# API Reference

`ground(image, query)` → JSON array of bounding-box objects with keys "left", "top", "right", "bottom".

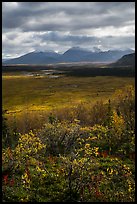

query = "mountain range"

[{"left": 3, "top": 47, "right": 134, "bottom": 65}]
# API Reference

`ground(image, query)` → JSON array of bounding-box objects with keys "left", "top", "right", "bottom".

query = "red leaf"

[
  {"left": 3, "top": 174, "right": 8, "bottom": 185},
  {"left": 10, "top": 178, "right": 15, "bottom": 187}
]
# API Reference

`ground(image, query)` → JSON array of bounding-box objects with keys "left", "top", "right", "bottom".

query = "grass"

[
  {"left": 2, "top": 69, "right": 134, "bottom": 133},
  {"left": 2, "top": 71, "right": 135, "bottom": 114},
  {"left": 2, "top": 67, "right": 135, "bottom": 202}
]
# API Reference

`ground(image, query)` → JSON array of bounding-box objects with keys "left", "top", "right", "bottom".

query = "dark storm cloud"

[
  {"left": 37, "top": 32, "right": 135, "bottom": 50},
  {"left": 3, "top": 2, "right": 134, "bottom": 31},
  {"left": 2, "top": 2, "right": 135, "bottom": 58},
  {"left": 39, "top": 32, "right": 97, "bottom": 43}
]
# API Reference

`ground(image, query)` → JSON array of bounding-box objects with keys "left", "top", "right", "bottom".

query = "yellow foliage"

[
  {"left": 14, "top": 130, "right": 46, "bottom": 166},
  {"left": 111, "top": 110, "right": 125, "bottom": 135}
]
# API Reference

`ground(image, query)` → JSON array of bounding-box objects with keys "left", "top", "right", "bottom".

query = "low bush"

[{"left": 2, "top": 85, "right": 135, "bottom": 202}]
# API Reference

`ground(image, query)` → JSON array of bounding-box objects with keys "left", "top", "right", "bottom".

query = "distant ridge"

[
  {"left": 3, "top": 47, "right": 134, "bottom": 65},
  {"left": 2, "top": 51, "right": 61, "bottom": 65}
]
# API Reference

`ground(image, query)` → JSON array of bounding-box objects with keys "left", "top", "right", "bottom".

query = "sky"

[{"left": 2, "top": 2, "right": 135, "bottom": 59}]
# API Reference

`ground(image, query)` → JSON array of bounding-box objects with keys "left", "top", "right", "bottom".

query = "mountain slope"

[
  {"left": 112, "top": 53, "right": 135, "bottom": 67},
  {"left": 3, "top": 51, "right": 61, "bottom": 64},
  {"left": 3, "top": 48, "right": 134, "bottom": 65},
  {"left": 61, "top": 47, "right": 92, "bottom": 62},
  {"left": 84, "top": 49, "right": 134, "bottom": 62}
]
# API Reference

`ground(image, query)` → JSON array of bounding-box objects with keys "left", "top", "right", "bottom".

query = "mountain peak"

[
  {"left": 69, "top": 46, "right": 91, "bottom": 52},
  {"left": 93, "top": 47, "right": 101, "bottom": 53},
  {"left": 3, "top": 48, "right": 134, "bottom": 65},
  {"left": 33, "top": 50, "right": 56, "bottom": 53}
]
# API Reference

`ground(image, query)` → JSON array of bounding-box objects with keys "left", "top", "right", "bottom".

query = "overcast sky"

[{"left": 2, "top": 2, "right": 135, "bottom": 58}]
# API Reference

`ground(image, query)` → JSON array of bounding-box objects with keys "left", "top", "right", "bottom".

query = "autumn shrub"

[
  {"left": 36, "top": 120, "right": 90, "bottom": 156},
  {"left": 84, "top": 109, "right": 134, "bottom": 159},
  {"left": 54, "top": 100, "right": 109, "bottom": 126},
  {"left": 113, "top": 85, "right": 135, "bottom": 130},
  {"left": 2, "top": 130, "right": 46, "bottom": 202},
  {"left": 112, "top": 85, "right": 135, "bottom": 157},
  {"left": 7, "top": 110, "right": 50, "bottom": 134},
  {"left": 89, "top": 100, "right": 109, "bottom": 126},
  {"left": 2, "top": 110, "right": 19, "bottom": 149},
  {"left": 2, "top": 125, "right": 135, "bottom": 202},
  {"left": 55, "top": 145, "right": 135, "bottom": 202},
  {"left": 2, "top": 110, "right": 10, "bottom": 148},
  {"left": 73, "top": 102, "right": 90, "bottom": 125},
  {"left": 53, "top": 106, "right": 77, "bottom": 122},
  {"left": 2, "top": 85, "right": 135, "bottom": 202}
]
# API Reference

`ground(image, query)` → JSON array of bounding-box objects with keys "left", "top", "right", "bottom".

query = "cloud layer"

[{"left": 2, "top": 2, "right": 135, "bottom": 58}]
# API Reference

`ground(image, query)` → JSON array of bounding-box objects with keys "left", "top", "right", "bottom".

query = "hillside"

[{"left": 113, "top": 53, "right": 135, "bottom": 67}]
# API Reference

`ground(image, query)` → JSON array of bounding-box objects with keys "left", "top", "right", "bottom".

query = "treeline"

[
  {"left": 64, "top": 67, "right": 135, "bottom": 77},
  {"left": 2, "top": 64, "right": 135, "bottom": 78},
  {"left": 2, "top": 65, "right": 52, "bottom": 72}
]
